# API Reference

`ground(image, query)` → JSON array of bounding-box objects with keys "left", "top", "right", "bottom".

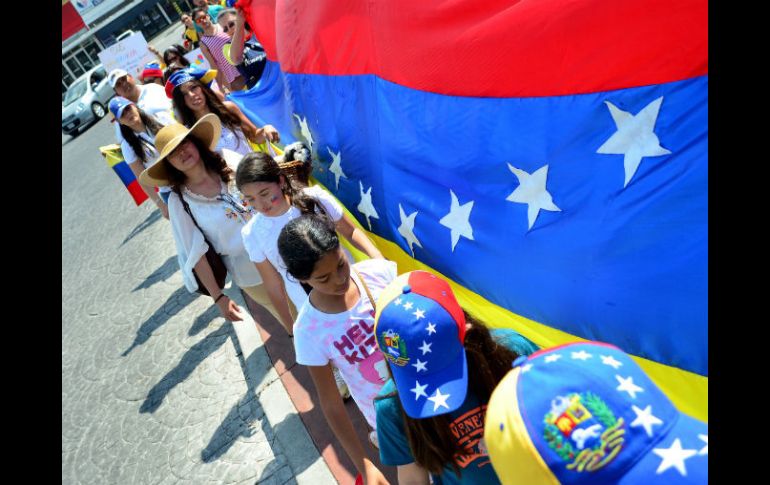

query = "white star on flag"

[
  {"left": 520, "top": 363, "right": 533, "bottom": 373},
  {"left": 413, "top": 309, "right": 425, "bottom": 319},
  {"left": 327, "top": 147, "right": 347, "bottom": 190},
  {"left": 506, "top": 164, "right": 561, "bottom": 230},
  {"left": 419, "top": 341, "right": 432, "bottom": 355},
  {"left": 403, "top": 301, "right": 414, "bottom": 311},
  {"left": 439, "top": 190, "right": 474, "bottom": 252},
  {"left": 652, "top": 438, "right": 697, "bottom": 476},
  {"left": 630, "top": 404, "right": 663, "bottom": 437},
  {"left": 427, "top": 388, "right": 451, "bottom": 411},
  {"left": 412, "top": 359, "right": 427, "bottom": 372},
  {"left": 411, "top": 380, "right": 428, "bottom": 400},
  {"left": 601, "top": 355, "right": 623, "bottom": 369},
  {"left": 698, "top": 434, "right": 708, "bottom": 455},
  {"left": 293, "top": 114, "right": 315, "bottom": 150},
  {"left": 544, "top": 354, "right": 562, "bottom": 363},
  {"left": 398, "top": 204, "right": 422, "bottom": 257},
  {"left": 394, "top": 298, "right": 402, "bottom": 306},
  {"left": 616, "top": 375, "right": 644, "bottom": 399},
  {"left": 596, "top": 97, "right": 672, "bottom": 188},
  {"left": 357, "top": 181, "right": 379, "bottom": 230},
  {"left": 571, "top": 350, "right": 593, "bottom": 361},
  {"left": 426, "top": 322, "right": 437, "bottom": 335}
]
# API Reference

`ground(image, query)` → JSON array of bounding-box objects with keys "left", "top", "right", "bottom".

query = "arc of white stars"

[
  {"left": 698, "top": 434, "right": 708, "bottom": 455},
  {"left": 412, "top": 359, "right": 427, "bottom": 372},
  {"left": 506, "top": 164, "right": 561, "bottom": 230},
  {"left": 293, "top": 113, "right": 315, "bottom": 150},
  {"left": 438, "top": 190, "right": 474, "bottom": 252},
  {"left": 413, "top": 309, "right": 425, "bottom": 319},
  {"left": 571, "top": 350, "right": 592, "bottom": 361},
  {"left": 520, "top": 363, "right": 533, "bottom": 373},
  {"left": 411, "top": 380, "right": 428, "bottom": 400},
  {"left": 652, "top": 439, "right": 697, "bottom": 476},
  {"left": 544, "top": 354, "right": 562, "bottom": 363},
  {"left": 398, "top": 204, "right": 422, "bottom": 257},
  {"left": 426, "top": 322, "right": 436, "bottom": 335},
  {"left": 596, "top": 97, "right": 672, "bottom": 188},
  {"left": 427, "top": 389, "right": 451, "bottom": 411},
  {"left": 419, "top": 341, "right": 432, "bottom": 355},
  {"left": 616, "top": 375, "right": 644, "bottom": 399},
  {"left": 630, "top": 404, "right": 663, "bottom": 437},
  {"left": 326, "top": 147, "right": 347, "bottom": 190},
  {"left": 403, "top": 301, "right": 414, "bottom": 311},
  {"left": 356, "top": 181, "right": 379, "bottom": 230},
  {"left": 601, "top": 355, "right": 623, "bottom": 369}
]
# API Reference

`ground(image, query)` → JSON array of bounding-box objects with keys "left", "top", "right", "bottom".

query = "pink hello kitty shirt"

[{"left": 293, "top": 259, "right": 397, "bottom": 428}]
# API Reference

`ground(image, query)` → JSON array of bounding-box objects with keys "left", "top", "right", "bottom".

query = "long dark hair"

[
  {"left": 235, "top": 152, "right": 323, "bottom": 215},
  {"left": 277, "top": 213, "right": 337, "bottom": 281},
  {"left": 172, "top": 79, "right": 243, "bottom": 143},
  {"left": 165, "top": 135, "right": 233, "bottom": 195},
  {"left": 163, "top": 44, "right": 190, "bottom": 67},
  {"left": 118, "top": 107, "right": 164, "bottom": 166},
  {"left": 376, "top": 313, "right": 521, "bottom": 477}
]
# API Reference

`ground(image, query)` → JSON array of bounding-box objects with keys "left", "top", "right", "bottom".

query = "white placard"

[
  {"left": 184, "top": 48, "right": 212, "bottom": 72},
  {"left": 97, "top": 32, "right": 156, "bottom": 80}
]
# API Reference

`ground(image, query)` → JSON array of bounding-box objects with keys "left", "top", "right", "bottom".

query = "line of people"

[{"left": 103, "top": 6, "right": 708, "bottom": 485}]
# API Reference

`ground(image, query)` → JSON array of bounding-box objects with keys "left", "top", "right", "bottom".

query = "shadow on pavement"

[
  {"left": 121, "top": 210, "right": 162, "bottom": 247},
  {"left": 189, "top": 305, "right": 220, "bottom": 337},
  {"left": 139, "top": 319, "right": 229, "bottom": 414},
  {"left": 133, "top": 255, "right": 179, "bottom": 292},
  {"left": 121, "top": 286, "right": 197, "bottom": 356}
]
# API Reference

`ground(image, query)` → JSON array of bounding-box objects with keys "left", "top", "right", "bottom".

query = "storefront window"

[
  {"left": 75, "top": 49, "right": 96, "bottom": 71},
  {"left": 66, "top": 57, "right": 85, "bottom": 78}
]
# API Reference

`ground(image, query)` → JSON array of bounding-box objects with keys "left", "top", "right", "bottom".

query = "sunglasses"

[
  {"left": 222, "top": 21, "right": 236, "bottom": 34},
  {"left": 195, "top": 16, "right": 207, "bottom": 24}
]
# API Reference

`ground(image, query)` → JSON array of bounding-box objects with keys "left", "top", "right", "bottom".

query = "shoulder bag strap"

[
  {"left": 353, "top": 267, "right": 376, "bottom": 313},
  {"left": 179, "top": 192, "right": 216, "bottom": 251}
]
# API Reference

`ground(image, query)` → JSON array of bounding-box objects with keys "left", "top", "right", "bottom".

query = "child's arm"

[
  {"left": 336, "top": 215, "right": 384, "bottom": 259},
  {"left": 397, "top": 463, "right": 430, "bottom": 485},
  {"left": 254, "top": 261, "right": 295, "bottom": 335},
  {"left": 307, "top": 364, "right": 390, "bottom": 485}
]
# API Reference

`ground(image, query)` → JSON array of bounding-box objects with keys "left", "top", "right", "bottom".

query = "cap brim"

[
  {"left": 139, "top": 114, "right": 221, "bottom": 187},
  {"left": 618, "top": 413, "right": 708, "bottom": 484},
  {"left": 390, "top": 348, "right": 468, "bottom": 419}
]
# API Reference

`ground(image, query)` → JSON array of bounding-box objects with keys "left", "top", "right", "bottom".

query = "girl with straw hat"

[{"left": 139, "top": 113, "right": 280, "bottom": 323}]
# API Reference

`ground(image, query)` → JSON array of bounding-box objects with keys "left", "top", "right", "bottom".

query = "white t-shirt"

[
  {"left": 216, "top": 124, "right": 252, "bottom": 157},
  {"left": 113, "top": 83, "right": 173, "bottom": 146},
  {"left": 241, "top": 185, "right": 344, "bottom": 309},
  {"left": 120, "top": 121, "right": 172, "bottom": 194},
  {"left": 168, "top": 149, "right": 263, "bottom": 292},
  {"left": 293, "top": 258, "right": 397, "bottom": 428}
]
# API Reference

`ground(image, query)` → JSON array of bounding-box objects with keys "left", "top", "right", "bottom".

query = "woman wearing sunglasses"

[
  {"left": 217, "top": 8, "right": 267, "bottom": 90},
  {"left": 193, "top": 7, "right": 245, "bottom": 93},
  {"left": 139, "top": 113, "right": 281, "bottom": 323}
]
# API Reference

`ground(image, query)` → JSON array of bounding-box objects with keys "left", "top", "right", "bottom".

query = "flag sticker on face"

[
  {"left": 542, "top": 392, "right": 625, "bottom": 473},
  {"left": 380, "top": 329, "right": 409, "bottom": 366}
]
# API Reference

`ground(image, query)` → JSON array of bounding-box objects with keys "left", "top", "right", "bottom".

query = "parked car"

[{"left": 61, "top": 64, "right": 114, "bottom": 137}]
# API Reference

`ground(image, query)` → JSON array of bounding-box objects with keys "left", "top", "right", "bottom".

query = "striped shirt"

[{"left": 201, "top": 26, "right": 242, "bottom": 84}]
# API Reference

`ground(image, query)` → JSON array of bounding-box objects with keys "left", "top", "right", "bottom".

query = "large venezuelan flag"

[{"left": 229, "top": 0, "right": 708, "bottom": 421}]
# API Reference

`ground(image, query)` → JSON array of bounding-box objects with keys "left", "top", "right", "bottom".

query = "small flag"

[{"left": 99, "top": 144, "right": 148, "bottom": 206}]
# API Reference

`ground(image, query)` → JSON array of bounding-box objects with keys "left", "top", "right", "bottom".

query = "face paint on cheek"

[{"left": 270, "top": 195, "right": 280, "bottom": 205}]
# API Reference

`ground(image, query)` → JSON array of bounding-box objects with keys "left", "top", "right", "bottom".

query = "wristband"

[{"left": 214, "top": 293, "right": 227, "bottom": 304}]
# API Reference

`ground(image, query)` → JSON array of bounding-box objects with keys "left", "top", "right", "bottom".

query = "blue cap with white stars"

[
  {"left": 484, "top": 341, "right": 708, "bottom": 484},
  {"left": 374, "top": 270, "right": 468, "bottom": 419}
]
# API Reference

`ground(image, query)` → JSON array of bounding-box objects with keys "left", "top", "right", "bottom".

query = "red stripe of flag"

[{"left": 247, "top": 0, "right": 707, "bottom": 97}]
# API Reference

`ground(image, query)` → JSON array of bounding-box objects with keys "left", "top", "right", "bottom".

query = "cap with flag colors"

[
  {"left": 374, "top": 270, "right": 468, "bottom": 419},
  {"left": 484, "top": 341, "right": 708, "bottom": 485}
]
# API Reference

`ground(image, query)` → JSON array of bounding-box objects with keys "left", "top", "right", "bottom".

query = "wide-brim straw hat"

[{"left": 139, "top": 113, "right": 221, "bottom": 187}]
